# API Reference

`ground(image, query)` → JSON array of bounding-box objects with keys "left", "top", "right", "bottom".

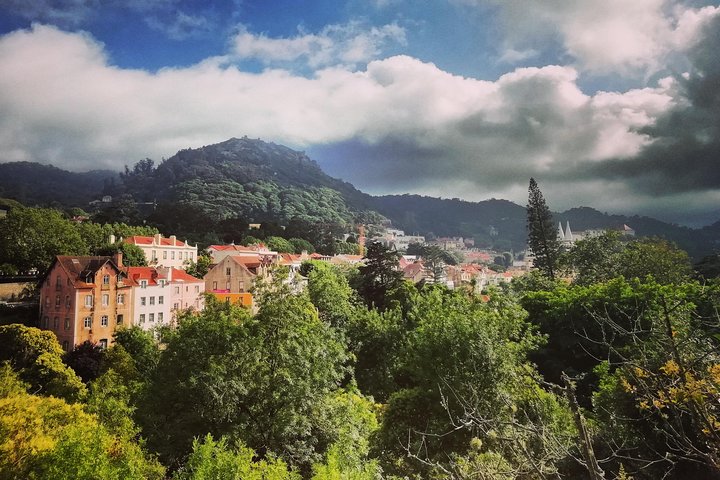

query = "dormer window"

[{"left": 140, "top": 280, "right": 147, "bottom": 289}]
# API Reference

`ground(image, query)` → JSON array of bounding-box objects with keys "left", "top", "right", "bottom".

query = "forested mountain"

[
  {"left": 0, "top": 137, "right": 717, "bottom": 256},
  {"left": 0, "top": 161, "right": 117, "bottom": 207}
]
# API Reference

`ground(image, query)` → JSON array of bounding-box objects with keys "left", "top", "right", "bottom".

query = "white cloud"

[
  {"left": 468, "top": 0, "right": 720, "bottom": 76},
  {"left": 0, "top": 24, "right": 704, "bottom": 220},
  {"left": 231, "top": 21, "right": 406, "bottom": 69}
]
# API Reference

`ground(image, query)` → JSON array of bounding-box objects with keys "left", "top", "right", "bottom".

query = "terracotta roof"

[
  {"left": 50, "top": 256, "right": 123, "bottom": 288},
  {"left": 229, "top": 256, "right": 261, "bottom": 270},
  {"left": 125, "top": 266, "right": 160, "bottom": 286},
  {"left": 208, "top": 244, "right": 257, "bottom": 252},
  {"left": 125, "top": 235, "right": 190, "bottom": 247},
  {"left": 169, "top": 268, "right": 203, "bottom": 283}
]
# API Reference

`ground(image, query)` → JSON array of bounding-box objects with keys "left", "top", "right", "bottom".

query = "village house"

[
  {"left": 203, "top": 256, "right": 260, "bottom": 308},
  {"left": 124, "top": 233, "right": 197, "bottom": 269},
  {"left": 39, "top": 253, "right": 131, "bottom": 351}
]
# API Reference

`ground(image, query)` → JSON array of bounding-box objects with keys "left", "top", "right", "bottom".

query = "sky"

[{"left": 0, "top": 1, "right": 719, "bottom": 226}]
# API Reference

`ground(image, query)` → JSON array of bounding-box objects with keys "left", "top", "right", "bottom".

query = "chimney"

[
  {"left": 109, "top": 234, "right": 116, "bottom": 244},
  {"left": 167, "top": 268, "right": 173, "bottom": 282},
  {"left": 113, "top": 251, "right": 123, "bottom": 268},
  {"left": 170, "top": 235, "right": 177, "bottom": 245},
  {"left": 154, "top": 233, "right": 162, "bottom": 244}
]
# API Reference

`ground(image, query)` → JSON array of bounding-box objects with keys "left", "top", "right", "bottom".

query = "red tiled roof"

[
  {"left": 125, "top": 235, "right": 190, "bottom": 247},
  {"left": 125, "top": 266, "right": 160, "bottom": 286},
  {"left": 208, "top": 244, "right": 257, "bottom": 252},
  {"left": 49, "top": 256, "right": 123, "bottom": 288},
  {"left": 229, "top": 256, "right": 262, "bottom": 269},
  {"left": 169, "top": 268, "right": 203, "bottom": 283}
]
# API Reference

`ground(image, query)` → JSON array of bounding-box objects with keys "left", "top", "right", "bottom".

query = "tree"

[
  {"left": 112, "top": 327, "right": 160, "bottom": 377},
  {"left": 289, "top": 237, "right": 315, "bottom": 254},
  {"left": 0, "top": 324, "right": 86, "bottom": 402},
  {"left": 266, "top": 236, "right": 295, "bottom": 253},
  {"left": 64, "top": 340, "right": 105, "bottom": 382},
  {"left": 139, "top": 289, "right": 349, "bottom": 469},
  {"left": 0, "top": 207, "right": 87, "bottom": 273},
  {"left": 526, "top": 178, "right": 561, "bottom": 280},
  {"left": 354, "top": 242, "right": 404, "bottom": 311},
  {"left": 0, "top": 366, "right": 164, "bottom": 480},
  {"left": 172, "top": 435, "right": 299, "bottom": 480},
  {"left": 185, "top": 254, "right": 213, "bottom": 278},
  {"left": 375, "top": 287, "right": 574, "bottom": 477}
]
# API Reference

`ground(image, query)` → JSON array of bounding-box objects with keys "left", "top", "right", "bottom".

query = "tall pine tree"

[{"left": 526, "top": 178, "right": 560, "bottom": 279}]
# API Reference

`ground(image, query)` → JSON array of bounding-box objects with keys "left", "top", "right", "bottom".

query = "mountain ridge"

[{"left": 1, "top": 137, "right": 717, "bottom": 257}]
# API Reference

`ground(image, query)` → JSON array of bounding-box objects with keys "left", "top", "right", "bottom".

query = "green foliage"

[
  {"left": 112, "top": 326, "right": 160, "bottom": 377},
  {"left": 289, "top": 237, "right": 315, "bottom": 254},
  {"left": 266, "top": 236, "right": 295, "bottom": 253},
  {"left": 140, "top": 288, "right": 349, "bottom": 469},
  {"left": 307, "top": 262, "right": 356, "bottom": 329},
  {"left": 0, "top": 206, "right": 87, "bottom": 273},
  {"left": 618, "top": 237, "right": 692, "bottom": 284},
  {"left": 560, "top": 230, "right": 625, "bottom": 284},
  {"left": 375, "top": 288, "right": 570, "bottom": 477},
  {"left": 0, "top": 324, "right": 86, "bottom": 402},
  {"left": 526, "top": 178, "right": 561, "bottom": 279},
  {"left": 64, "top": 340, "right": 105, "bottom": 382},
  {"left": 173, "top": 434, "right": 300, "bottom": 480},
  {"left": 354, "top": 242, "right": 404, "bottom": 311},
  {"left": 0, "top": 379, "right": 164, "bottom": 480},
  {"left": 345, "top": 306, "right": 407, "bottom": 402},
  {"left": 185, "top": 254, "right": 213, "bottom": 278}
]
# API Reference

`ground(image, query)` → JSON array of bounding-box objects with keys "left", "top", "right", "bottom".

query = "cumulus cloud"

[
  {"left": 231, "top": 21, "right": 407, "bottom": 69},
  {"left": 464, "top": 0, "right": 720, "bottom": 76},
  {"left": 0, "top": 20, "right": 718, "bottom": 224}
]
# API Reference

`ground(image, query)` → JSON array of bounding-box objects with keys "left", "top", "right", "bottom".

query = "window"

[
  {"left": 226, "top": 267, "right": 231, "bottom": 276},
  {"left": 149, "top": 296, "right": 155, "bottom": 305},
  {"left": 84, "top": 316, "right": 92, "bottom": 328},
  {"left": 152, "top": 250, "right": 157, "bottom": 261},
  {"left": 62, "top": 340, "right": 69, "bottom": 351},
  {"left": 53, "top": 317, "right": 59, "bottom": 329},
  {"left": 158, "top": 312, "right": 164, "bottom": 323},
  {"left": 65, "top": 295, "right": 70, "bottom": 308},
  {"left": 174, "top": 286, "right": 180, "bottom": 294},
  {"left": 140, "top": 280, "right": 147, "bottom": 289},
  {"left": 85, "top": 295, "right": 93, "bottom": 307},
  {"left": 158, "top": 296, "right": 164, "bottom": 305},
  {"left": 212, "top": 281, "right": 218, "bottom": 290},
  {"left": 149, "top": 313, "right": 155, "bottom": 323},
  {"left": 171, "top": 251, "right": 176, "bottom": 260},
  {"left": 139, "top": 314, "right": 145, "bottom": 324},
  {"left": 195, "top": 286, "right": 199, "bottom": 293},
  {"left": 64, "top": 318, "right": 70, "bottom": 330},
  {"left": 190, "top": 252, "right": 194, "bottom": 260},
  {"left": 45, "top": 297, "right": 49, "bottom": 307},
  {"left": 99, "top": 339, "right": 108, "bottom": 349},
  {"left": 225, "top": 281, "right": 230, "bottom": 290},
  {"left": 184, "top": 252, "right": 188, "bottom": 260},
  {"left": 141, "top": 297, "right": 146, "bottom": 306},
  {"left": 163, "top": 251, "right": 167, "bottom": 259},
  {"left": 101, "top": 294, "right": 109, "bottom": 306},
  {"left": 101, "top": 315, "right": 108, "bottom": 326},
  {"left": 55, "top": 295, "right": 60, "bottom": 307},
  {"left": 117, "top": 293, "right": 124, "bottom": 305},
  {"left": 117, "top": 314, "right": 124, "bottom": 325},
  {"left": 43, "top": 316, "right": 49, "bottom": 328},
  {"left": 56, "top": 276, "right": 62, "bottom": 288},
  {"left": 102, "top": 274, "right": 110, "bottom": 285},
  {"left": 173, "top": 303, "right": 179, "bottom": 310}
]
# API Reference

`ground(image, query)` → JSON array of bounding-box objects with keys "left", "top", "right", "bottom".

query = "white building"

[
  {"left": 125, "top": 266, "right": 172, "bottom": 331},
  {"left": 124, "top": 234, "right": 197, "bottom": 269}
]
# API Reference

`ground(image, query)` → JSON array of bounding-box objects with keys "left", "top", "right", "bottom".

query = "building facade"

[
  {"left": 39, "top": 254, "right": 131, "bottom": 351},
  {"left": 124, "top": 234, "right": 197, "bottom": 269}
]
